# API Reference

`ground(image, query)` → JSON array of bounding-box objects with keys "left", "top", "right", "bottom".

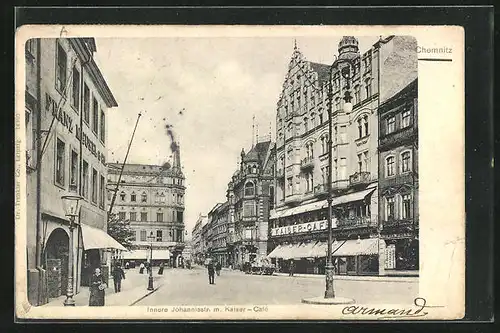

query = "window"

[
  {"left": 56, "top": 43, "right": 67, "bottom": 93},
  {"left": 91, "top": 168, "right": 98, "bottom": 203},
  {"left": 357, "top": 119, "right": 363, "bottom": 138},
  {"left": 131, "top": 192, "right": 136, "bottom": 202},
  {"left": 319, "top": 113, "right": 323, "bottom": 124},
  {"left": 100, "top": 109, "right": 105, "bottom": 142},
  {"left": 386, "top": 197, "right": 395, "bottom": 220},
  {"left": 305, "top": 172, "right": 314, "bottom": 192},
  {"left": 339, "top": 158, "right": 347, "bottom": 180},
  {"left": 287, "top": 148, "right": 293, "bottom": 162},
  {"left": 69, "top": 150, "right": 78, "bottom": 192},
  {"left": 333, "top": 159, "right": 338, "bottom": 181},
  {"left": 140, "top": 230, "right": 146, "bottom": 242},
  {"left": 92, "top": 97, "right": 99, "bottom": 134},
  {"left": 357, "top": 153, "right": 363, "bottom": 173},
  {"left": 402, "top": 194, "right": 412, "bottom": 219},
  {"left": 287, "top": 177, "right": 293, "bottom": 194},
  {"left": 303, "top": 117, "right": 308, "bottom": 133},
  {"left": 321, "top": 136, "right": 327, "bottom": 154},
  {"left": 387, "top": 116, "right": 396, "bottom": 134},
  {"left": 99, "top": 175, "right": 105, "bottom": 208},
  {"left": 243, "top": 201, "right": 256, "bottom": 217},
  {"left": 402, "top": 108, "right": 411, "bottom": 128},
  {"left": 363, "top": 151, "right": 369, "bottom": 172},
  {"left": 364, "top": 116, "right": 369, "bottom": 136},
  {"left": 244, "top": 182, "right": 255, "bottom": 196},
  {"left": 120, "top": 191, "right": 126, "bottom": 201},
  {"left": 357, "top": 116, "right": 369, "bottom": 138},
  {"left": 386, "top": 156, "right": 395, "bottom": 177},
  {"left": 157, "top": 212, "right": 164, "bottom": 222},
  {"left": 140, "top": 212, "right": 147, "bottom": 222},
  {"left": 334, "top": 97, "right": 340, "bottom": 111},
  {"left": 83, "top": 84, "right": 90, "bottom": 124},
  {"left": 156, "top": 230, "right": 163, "bottom": 242},
  {"left": 354, "top": 85, "right": 360, "bottom": 104},
  {"left": 71, "top": 67, "right": 80, "bottom": 110},
  {"left": 340, "top": 125, "right": 347, "bottom": 143},
  {"left": 82, "top": 160, "right": 89, "bottom": 197},
  {"left": 118, "top": 211, "right": 126, "bottom": 221},
  {"left": 365, "top": 79, "right": 372, "bottom": 98},
  {"left": 177, "top": 211, "right": 184, "bottom": 223},
  {"left": 401, "top": 151, "right": 412, "bottom": 173},
  {"left": 55, "top": 138, "right": 65, "bottom": 186},
  {"left": 141, "top": 191, "right": 147, "bottom": 203},
  {"left": 130, "top": 212, "right": 137, "bottom": 221}
]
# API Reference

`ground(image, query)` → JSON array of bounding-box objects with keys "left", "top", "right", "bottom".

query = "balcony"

[
  {"left": 382, "top": 218, "right": 415, "bottom": 229},
  {"left": 331, "top": 180, "right": 349, "bottom": 191},
  {"left": 380, "top": 172, "right": 415, "bottom": 189},
  {"left": 300, "top": 156, "right": 315, "bottom": 170},
  {"left": 314, "top": 183, "right": 328, "bottom": 196},
  {"left": 380, "top": 126, "right": 416, "bottom": 150},
  {"left": 349, "top": 171, "right": 372, "bottom": 187},
  {"left": 337, "top": 216, "right": 378, "bottom": 229}
]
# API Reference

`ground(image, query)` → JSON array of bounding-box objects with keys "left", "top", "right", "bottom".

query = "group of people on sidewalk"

[
  {"left": 207, "top": 261, "right": 222, "bottom": 285},
  {"left": 89, "top": 263, "right": 126, "bottom": 306}
]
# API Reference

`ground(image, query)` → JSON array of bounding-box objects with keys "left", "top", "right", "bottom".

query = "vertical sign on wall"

[{"left": 385, "top": 244, "right": 396, "bottom": 269}]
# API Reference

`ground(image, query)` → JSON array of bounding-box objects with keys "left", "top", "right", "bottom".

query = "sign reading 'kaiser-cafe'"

[
  {"left": 270, "top": 219, "right": 338, "bottom": 237},
  {"left": 46, "top": 93, "right": 106, "bottom": 167}
]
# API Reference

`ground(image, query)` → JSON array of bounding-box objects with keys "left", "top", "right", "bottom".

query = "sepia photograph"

[{"left": 15, "top": 25, "right": 464, "bottom": 320}]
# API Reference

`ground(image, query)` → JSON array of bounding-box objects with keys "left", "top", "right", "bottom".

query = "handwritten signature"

[{"left": 342, "top": 297, "right": 443, "bottom": 319}]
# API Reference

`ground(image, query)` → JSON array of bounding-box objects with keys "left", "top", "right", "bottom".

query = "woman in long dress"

[{"left": 89, "top": 267, "right": 106, "bottom": 306}]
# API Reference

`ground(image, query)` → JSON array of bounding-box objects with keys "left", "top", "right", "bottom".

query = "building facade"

[
  {"left": 107, "top": 147, "right": 186, "bottom": 267},
  {"left": 268, "top": 36, "right": 418, "bottom": 276},
  {"left": 378, "top": 78, "right": 419, "bottom": 274},
  {"left": 227, "top": 140, "right": 275, "bottom": 269},
  {"left": 205, "top": 202, "right": 230, "bottom": 267},
  {"left": 25, "top": 38, "right": 118, "bottom": 305},
  {"left": 191, "top": 214, "right": 208, "bottom": 264}
]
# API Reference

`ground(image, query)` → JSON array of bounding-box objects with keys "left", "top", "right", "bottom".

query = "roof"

[
  {"left": 107, "top": 162, "right": 183, "bottom": 177},
  {"left": 309, "top": 62, "right": 331, "bottom": 86},
  {"left": 253, "top": 140, "right": 272, "bottom": 168}
]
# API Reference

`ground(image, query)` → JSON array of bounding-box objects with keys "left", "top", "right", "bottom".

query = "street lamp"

[
  {"left": 61, "top": 194, "right": 83, "bottom": 306},
  {"left": 147, "top": 231, "right": 154, "bottom": 291}
]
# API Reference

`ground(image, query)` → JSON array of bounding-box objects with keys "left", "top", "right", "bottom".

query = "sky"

[{"left": 94, "top": 35, "right": 379, "bottom": 238}]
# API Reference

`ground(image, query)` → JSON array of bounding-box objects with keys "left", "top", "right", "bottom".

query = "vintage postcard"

[{"left": 14, "top": 25, "right": 464, "bottom": 320}]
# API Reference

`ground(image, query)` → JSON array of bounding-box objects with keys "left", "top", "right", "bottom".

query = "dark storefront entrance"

[{"left": 44, "top": 228, "right": 69, "bottom": 298}]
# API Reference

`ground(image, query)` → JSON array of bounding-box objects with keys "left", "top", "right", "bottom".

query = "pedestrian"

[
  {"left": 89, "top": 267, "right": 106, "bottom": 306},
  {"left": 158, "top": 262, "right": 165, "bottom": 275},
  {"left": 207, "top": 261, "right": 215, "bottom": 285},
  {"left": 139, "top": 262, "right": 145, "bottom": 274},
  {"left": 112, "top": 263, "right": 126, "bottom": 293},
  {"left": 215, "top": 261, "right": 221, "bottom": 276},
  {"left": 289, "top": 259, "right": 295, "bottom": 277}
]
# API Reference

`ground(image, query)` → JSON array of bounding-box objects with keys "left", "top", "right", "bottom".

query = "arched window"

[
  {"left": 354, "top": 84, "right": 361, "bottom": 104},
  {"left": 365, "top": 78, "right": 372, "bottom": 98},
  {"left": 141, "top": 191, "right": 147, "bottom": 203},
  {"left": 130, "top": 191, "right": 136, "bottom": 202},
  {"left": 244, "top": 182, "right": 255, "bottom": 196},
  {"left": 400, "top": 151, "right": 412, "bottom": 173},
  {"left": 120, "top": 191, "right": 126, "bottom": 201},
  {"left": 385, "top": 156, "right": 395, "bottom": 177}
]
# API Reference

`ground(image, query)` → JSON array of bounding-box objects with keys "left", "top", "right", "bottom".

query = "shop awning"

[
  {"left": 267, "top": 245, "right": 284, "bottom": 258},
  {"left": 309, "top": 241, "right": 327, "bottom": 258},
  {"left": 152, "top": 249, "right": 172, "bottom": 260},
  {"left": 290, "top": 242, "right": 317, "bottom": 259},
  {"left": 80, "top": 223, "right": 127, "bottom": 251},
  {"left": 332, "top": 238, "right": 379, "bottom": 256},
  {"left": 330, "top": 188, "right": 376, "bottom": 206},
  {"left": 122, "top": 249, "right": 149, "bottom": 260}
]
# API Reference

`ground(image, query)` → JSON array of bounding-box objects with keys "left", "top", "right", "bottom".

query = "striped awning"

[{"left": 332, "top": 238, "right": 379, "bottom": 256}]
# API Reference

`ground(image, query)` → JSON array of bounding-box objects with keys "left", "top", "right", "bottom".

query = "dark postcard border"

[{"left": 6, "top": 5, "right": 495, "bottom": 329}]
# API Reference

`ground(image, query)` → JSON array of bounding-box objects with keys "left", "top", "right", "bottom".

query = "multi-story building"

[
  {"left": 206, "top": 201, "right": 230, "bottom": 267},
  {"left": 191, "top": 214, "right": 208, "bottom": 264},
  {"left": 268, "top": 36, "right": 417, "bottom": 276},
  {"left": 227, "top": 139, "right": 275, "bottom": 269},
  {"left": 25, "top": 38, "right": 119, "bottom": 305},
  {"left": 378, "top": 78, "right": 418, "bottom": 275},
  {"left": 107, "top": 146, "right": 186, "bottom": 267}
]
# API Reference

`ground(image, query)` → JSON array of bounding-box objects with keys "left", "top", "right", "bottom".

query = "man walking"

[
  {"left": 207, "top": 261, "right": 215, "bottom": 285},
  {"left": 112, "top": 263, "right": 126, "bottom": 293}
]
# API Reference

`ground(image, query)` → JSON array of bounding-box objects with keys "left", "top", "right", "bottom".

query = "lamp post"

[
  {"left": 147, "top": 231, "right": 154, "bottom": 291},
  {"left": 61, "top": 194, "right": 83, "bottom": 306}
]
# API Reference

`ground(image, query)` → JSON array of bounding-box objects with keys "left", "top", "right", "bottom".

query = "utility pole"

[{"left": 107, "top": 112, "right": 142, "bottom": 219}]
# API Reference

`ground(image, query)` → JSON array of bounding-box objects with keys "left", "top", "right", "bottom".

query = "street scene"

[{"left": 22, "top": 33, "right": 419, "bottom": 309}]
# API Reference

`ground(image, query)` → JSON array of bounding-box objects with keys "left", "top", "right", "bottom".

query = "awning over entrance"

[
  {"left": 122, "top": 249, "right": 149, "bottom": 260},
  {"left": 269, "top": 188, "right": 376, "bottom": 220},
  {"left": 309, "top": 241, "right": 327, "bottom": 258},
  {"left": 152, "top": 249, "right": 172, "bottom": 260},
  {"left": 291, "top": 242, "right": 316, "bottom": 259},
  {"left": 267, "top": 245, "right": 284, "bottom": 258},
  {"left": 332, "top": 238, "right": 379, "bottom": 256},
  {"left": 80, "top": 223, "right": 127, "bottom": 251}
]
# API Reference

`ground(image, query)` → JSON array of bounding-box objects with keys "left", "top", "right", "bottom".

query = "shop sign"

[
  {"left": 46, "top": 93, "right": 106, "bottom": 167},
  {"left": 270, "top": 219, "right": 337, "bottom": 237},
  {"left": 385, "top": 244, "right": 396, "bottom": 269}
]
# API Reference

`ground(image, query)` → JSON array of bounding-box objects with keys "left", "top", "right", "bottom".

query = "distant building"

[
  {"left": 269, "top": 36, "right": 418, "bottom": 276},
  {"left": 206, "top": 202, "right": 230, "bottom": 267},
  {"left": 107, "top": 145, "right": 186, "bottom": 267},
  {"left": 25, "top": 38, "right": 118, "bottom": 305},
  {"left": 191, "top": 214, "right": 208, "bottom": 264},
  {"left": 378, "top": 78, "right": 418, "bottom": 274}
]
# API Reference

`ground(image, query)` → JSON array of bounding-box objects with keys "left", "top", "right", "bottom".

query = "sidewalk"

[
  {"left": 272, "top": 272, "right": 419, "bottom": 283},
  {"left": 43, "top": 268, "right": 169, "bottom": 307}
]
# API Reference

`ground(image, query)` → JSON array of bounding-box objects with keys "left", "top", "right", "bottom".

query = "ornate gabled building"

[
  {"left": 268, "top": 36, "right": 418, "bottom": 276},
  {"left": 226, "top": 139, "right": 276, "bottom": 269},
  {"left": 107, "top": 145, "right": 187, "bottom": 267},
  {"left": 378, "top": 78, "right": 418, "bottom": 274}
]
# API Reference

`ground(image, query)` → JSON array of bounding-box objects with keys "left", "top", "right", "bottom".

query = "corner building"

[
  {"left": 269, "top": 36, "right": 417, "bottom": 276},
  {"left": 107, "top": 147, "right": 186, "bottom": 267},
  {"left": 25, "top": 38, "right": 118, "bottom": 305}
]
